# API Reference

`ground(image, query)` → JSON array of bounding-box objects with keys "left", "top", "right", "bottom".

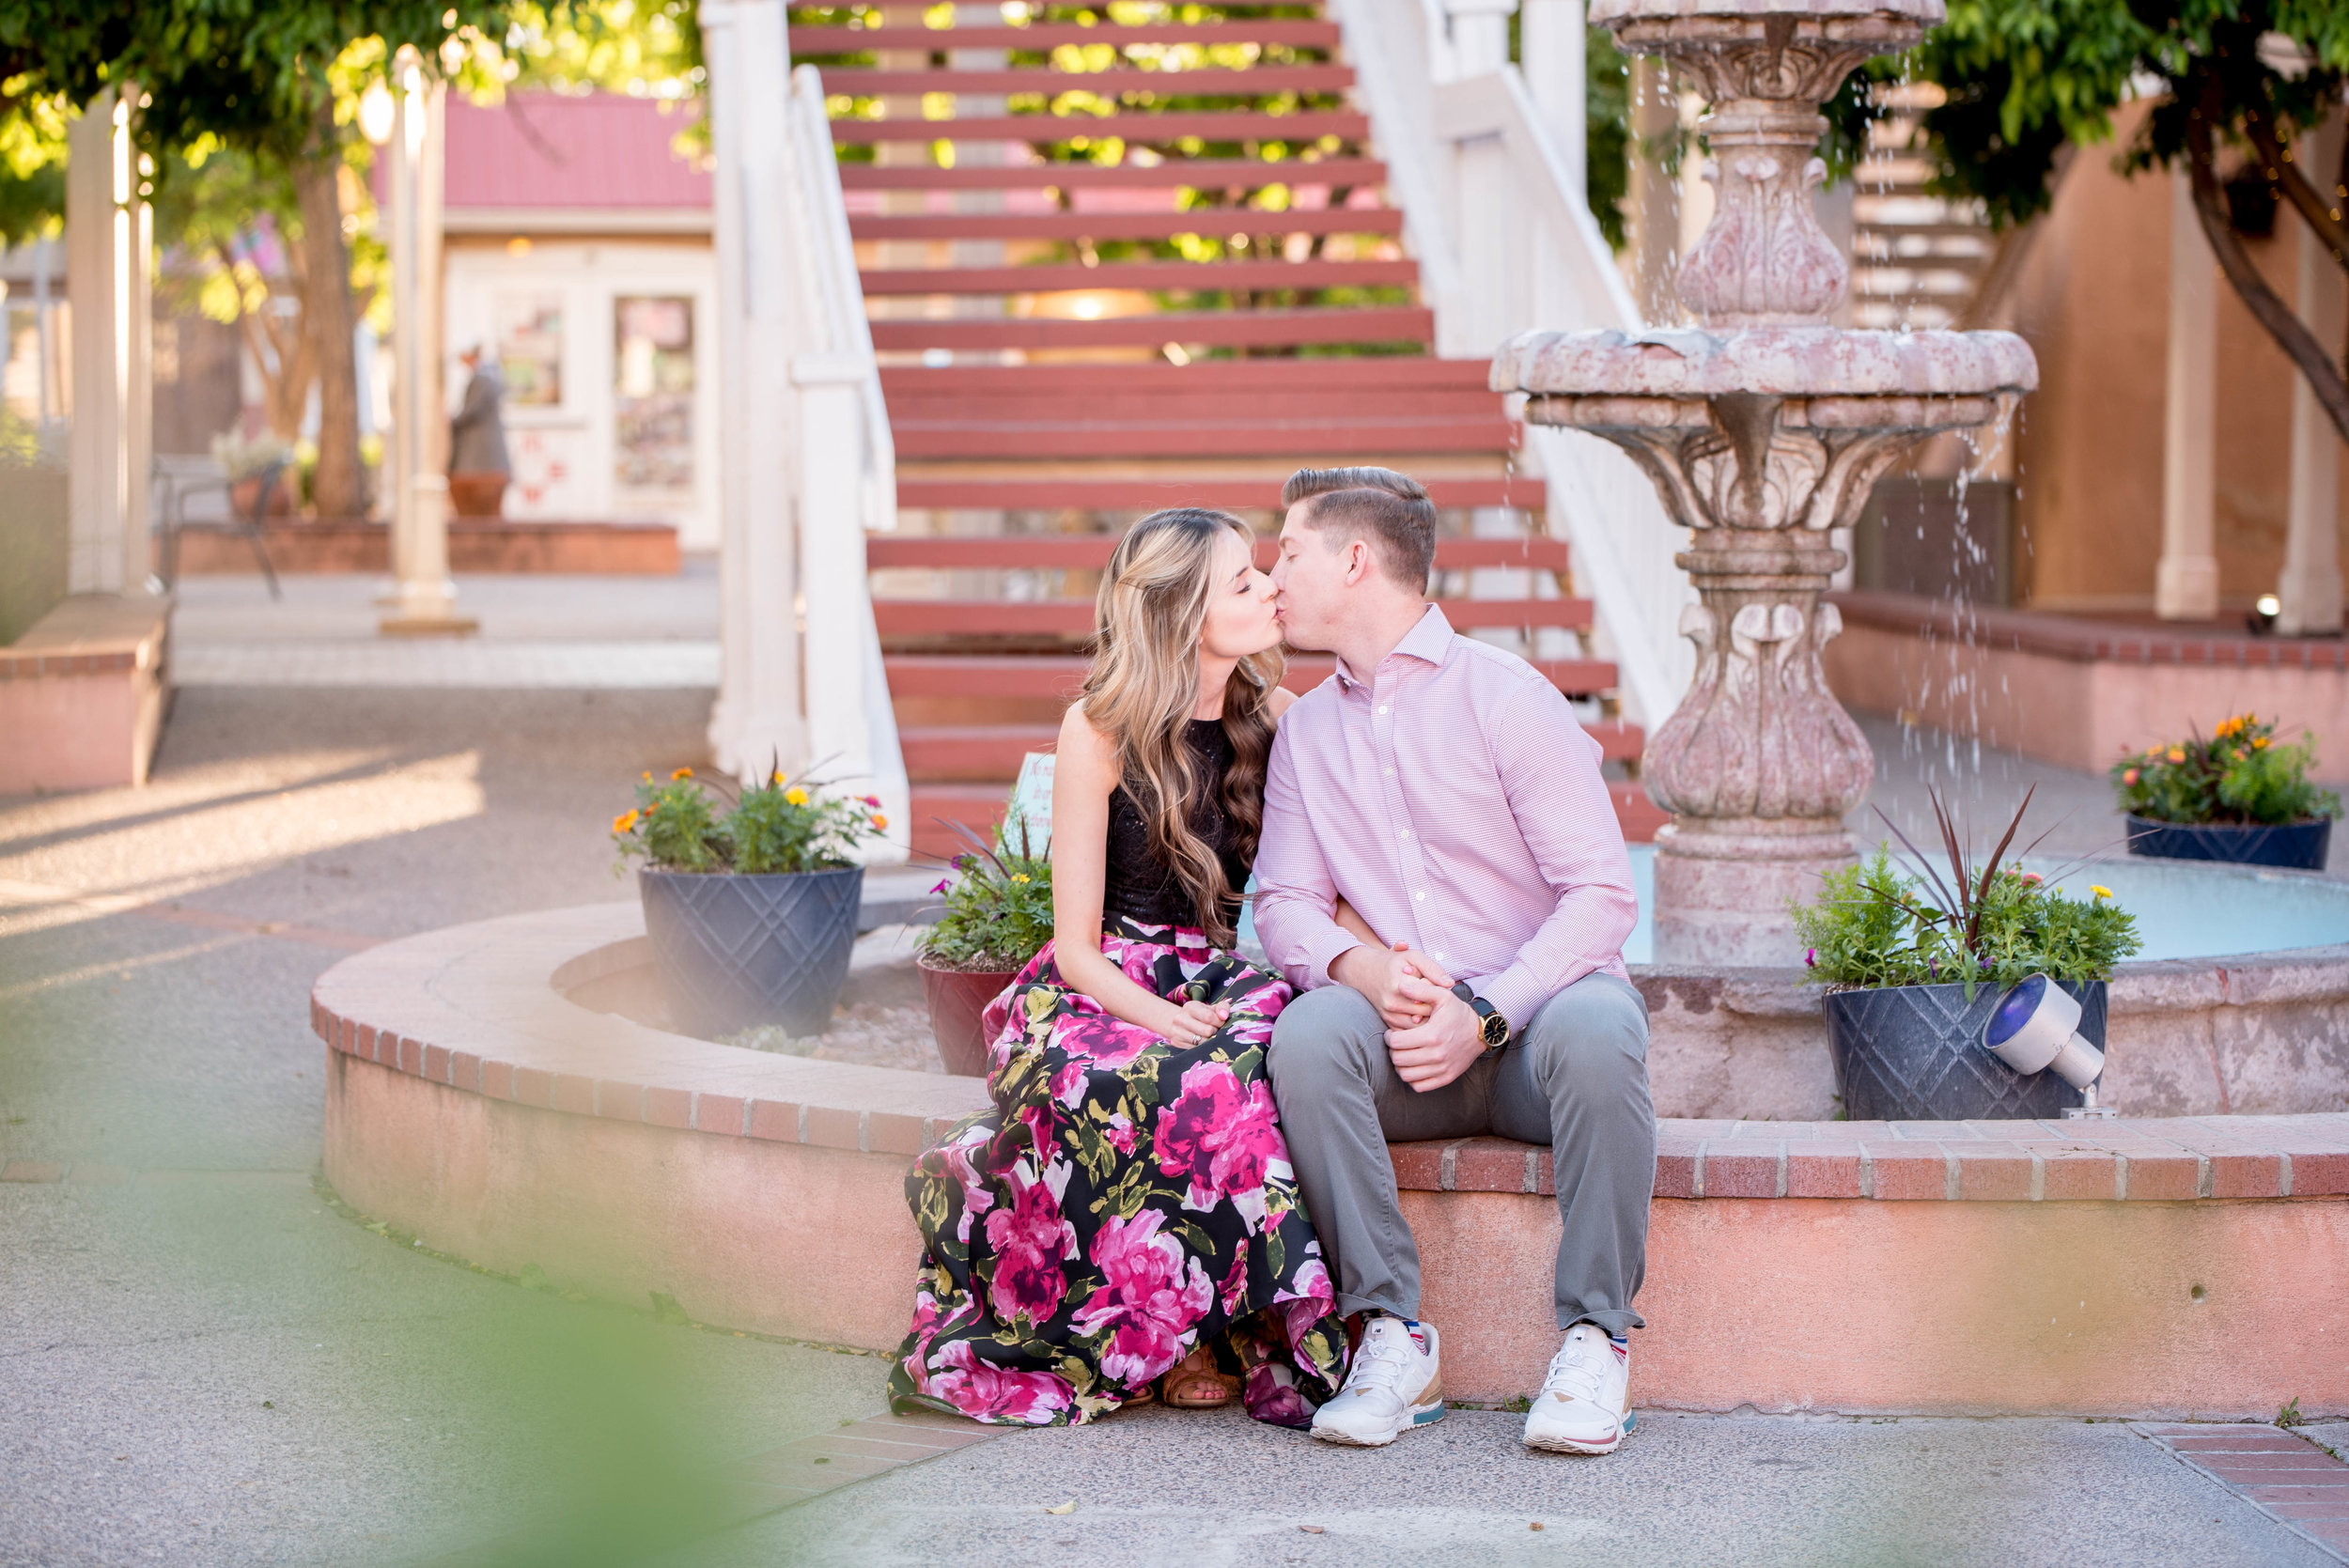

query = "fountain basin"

[{"left": 312, "top": 901, "right": 2349, "bottom": 1418}]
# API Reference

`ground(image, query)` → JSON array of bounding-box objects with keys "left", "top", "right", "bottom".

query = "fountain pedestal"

[{"left": 1493, "top": 0, "right": 2038, "bottom": 965}]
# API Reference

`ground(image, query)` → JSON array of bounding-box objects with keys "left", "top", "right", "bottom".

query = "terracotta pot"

[
  {"left": 918, "top": 957, "right": 1017, "bottom": 1077},
  {"left": 230, "top": 474, "right": 295, "bottom": 518},
  {"left": 448, "top": 473, "right": 508, "bottom": 519}
]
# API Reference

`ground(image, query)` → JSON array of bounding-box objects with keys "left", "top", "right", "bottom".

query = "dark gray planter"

[
  {"left": 1823, "top": 979, "right": 2108, "bottom": 1121},
  {"left": 638, "top": 865, "right": 864, "bottom": 1039},
  {"left": 2124, "top": 815, "right": 2331, "bottom": 872}
]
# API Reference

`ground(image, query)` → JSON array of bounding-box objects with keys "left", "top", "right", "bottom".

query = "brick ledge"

[{"left": 310, "top": 901, "right": 2349, "bottom": 1204}]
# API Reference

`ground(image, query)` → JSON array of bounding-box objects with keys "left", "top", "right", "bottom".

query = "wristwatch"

[{"left": 1451, "top": 981, "right": 1512, "bottom": 1051}]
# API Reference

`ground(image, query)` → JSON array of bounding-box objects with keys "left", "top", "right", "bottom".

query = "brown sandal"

[{"left": 1159, "top": 1345, "right": 1241, "bottom": 1409}]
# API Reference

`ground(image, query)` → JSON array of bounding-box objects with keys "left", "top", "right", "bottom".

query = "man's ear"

[{"left": 1340, "top": 537, "right": 1372, "bottom": 586}]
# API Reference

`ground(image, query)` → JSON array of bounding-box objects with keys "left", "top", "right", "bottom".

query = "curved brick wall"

[{"left": 316, "top": 903, "right": 2349, "bottom": 1416}]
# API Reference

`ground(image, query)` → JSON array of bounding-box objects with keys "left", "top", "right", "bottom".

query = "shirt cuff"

[
  {"left": 1298, "top": 928, "right": 1363, "bottom": 992},
  {"left": 1476, "top": 964, "right": 1574, "bottom": 1039}
]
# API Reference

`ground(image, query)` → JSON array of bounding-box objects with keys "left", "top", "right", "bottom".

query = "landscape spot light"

[{"left": 1983, "top": 974, "right": 2111, "bottom": 1116}]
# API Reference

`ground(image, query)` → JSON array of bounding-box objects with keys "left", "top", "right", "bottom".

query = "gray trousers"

[{"left": 1267, "top": 972, "right": 1655, "bottom": 1335}]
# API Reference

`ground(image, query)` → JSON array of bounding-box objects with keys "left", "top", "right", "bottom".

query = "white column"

[
  {"left": 706, "top": 0, "right": 812, "bottom": 779},
  {"left": 2279, "top": 110, "right": 2346, "bottom": 637},
  {"left": 66, "top": 85, "right": 154, "bottom": 597},
  {"left": 1444, "top": 0, "right": 1515, "bottom": 76},
  {"left": 2157, "top": 167, "right": 2220, "bottom": 621},
  {"left": 382, "top": 58, "right": 472, "bottom": 635},
  {"left": 1519, "top": 0, "right": 1586, "bottom": 206}
]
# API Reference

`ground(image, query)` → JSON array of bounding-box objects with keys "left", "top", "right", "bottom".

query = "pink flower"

[
  {"left": 1219, "top": 1239, "right": 1252, "bottom": 1316},
  {"left": 1154, "top": 1060, "right": 1287, "bottom": 1210},
  {"left": 1243, "top": 1360, "right": 1315, "bottom": 1428},
  {"left": 927, "top": 1340, "right": 1073, "bottom": 1425},
  {"left": 1068, "top": 1210, "right": 1212, "bottom": 1388},
  {"left": 983, "top": 1161, "right": 1078, "bottom": 1327},
  {"left": 1101, "top": 1114, "right": 1139, "bottom": 1157},
  {"left": 929, "top": 878, "right": 951, "bottom": 895}
]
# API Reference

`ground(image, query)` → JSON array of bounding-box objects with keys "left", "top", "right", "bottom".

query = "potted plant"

[
  {"left": 210, "top": 430, "right": 296, "bottom": 518},
  {"left": 2112, "top": 714, "right": 2339, "bottom": 871},
  {"left": 1790, "top": 790, "right": 2142, "bottom": 1120},
  {"left": 612, "top": 767, "right": 889, "bottom": 1039},
  {"left": 915, "top": 822, "right": 1052, "bottom": 1077}
]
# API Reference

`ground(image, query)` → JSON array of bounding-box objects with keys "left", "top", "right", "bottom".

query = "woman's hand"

[{"left": 1160, "top": 998, "right": 1230, "bottom": 1046}]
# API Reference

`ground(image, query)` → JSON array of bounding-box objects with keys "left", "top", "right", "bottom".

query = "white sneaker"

[
  {"left": 1309, "top": 1315, "right": 1445, "bottom": 1447},
  {"left": 1522, "top": 1322, "right": 1635, "bottom": 1454}
]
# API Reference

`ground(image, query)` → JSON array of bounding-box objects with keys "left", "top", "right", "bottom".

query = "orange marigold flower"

[
  {"left": 2254, "top": 737, "right": 2270, "bottom": 750},
  {"left": 641, "top": 770, "right": 653, "bottom": 783},
  {"left": 671, "top": 767, "right": 693, "bottom": 781},
  {"left": 2122, "top": 768, "right": 2139, "bottom": 785},
  {"left": 2167, "top": 747, "right": 2186, "bottom": 764},
  {"left": 612, "top": 810, "right": 639, "bottom": 834},
  {"left": 871, "top": 814, "right": 889, "bottom": 831}
]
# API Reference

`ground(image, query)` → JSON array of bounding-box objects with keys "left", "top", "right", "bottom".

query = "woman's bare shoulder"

[
  {"left": 1057, "top": 700, "right": 1118, "bottom": 775},
  {"left": 1267, "top": 686, "right": 1299, "bottom": 722}
]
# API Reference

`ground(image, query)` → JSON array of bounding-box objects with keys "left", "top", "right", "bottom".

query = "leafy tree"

[{"left": 1855, "top": 1, "right": 2349, "bottom": 442}]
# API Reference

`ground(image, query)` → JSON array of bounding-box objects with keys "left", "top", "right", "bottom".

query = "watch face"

[{"left": 1481, "top": 1012, "right": 1510, "bottom": 1048}]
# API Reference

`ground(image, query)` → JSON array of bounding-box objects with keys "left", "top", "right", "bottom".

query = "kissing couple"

[{"left": 889, "top": 466, "right": 1657, "bottom": 1455}]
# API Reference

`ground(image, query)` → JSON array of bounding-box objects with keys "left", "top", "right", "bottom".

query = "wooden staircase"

[
  {"left": 789, "top": 2, "right": 1664, "bottom": 860},
  {"left": 1850, "top": 83, "right": 1999, "bottom": 330}
]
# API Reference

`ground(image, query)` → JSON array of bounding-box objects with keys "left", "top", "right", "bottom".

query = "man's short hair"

[{"left": 1281, "top": 466, "right": 1437, "bottom": 591}]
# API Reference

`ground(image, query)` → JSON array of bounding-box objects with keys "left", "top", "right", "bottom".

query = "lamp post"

[{"left": 367, "top": 51, "right": 474, "bottom": 637}]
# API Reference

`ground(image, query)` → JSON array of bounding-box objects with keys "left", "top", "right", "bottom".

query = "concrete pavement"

[{"left": 1, "top": 581, "right": 2339, "bottom": 1565}]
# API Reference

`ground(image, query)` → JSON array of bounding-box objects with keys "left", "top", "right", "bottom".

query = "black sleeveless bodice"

[{"left": 1102, "top": 719, "right": 1251, "bottom": 930}]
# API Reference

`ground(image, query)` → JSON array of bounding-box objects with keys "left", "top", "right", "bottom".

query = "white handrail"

[
  {"left": 789, "top": 65, "right": 896, "bottom": 538},
  {"left": 1334, "top": 0, "right": 1695, "bottom": 727}
]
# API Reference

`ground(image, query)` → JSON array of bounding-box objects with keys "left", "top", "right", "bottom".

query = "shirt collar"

[{"left": 1334, "top": 603, "right": 1455, "bottom": 690}]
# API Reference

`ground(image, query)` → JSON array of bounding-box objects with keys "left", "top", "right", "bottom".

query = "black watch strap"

[{"left": 1451, "top": 981, "right": 1511, "bottom": 1050}]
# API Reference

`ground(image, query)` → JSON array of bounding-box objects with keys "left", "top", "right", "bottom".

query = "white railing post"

[
  {"left": 706, "top": 0, "right": 812, "bottom": 782},
  {"left": 1518, "top": 0, "right": 1586, "bottom": 207}
]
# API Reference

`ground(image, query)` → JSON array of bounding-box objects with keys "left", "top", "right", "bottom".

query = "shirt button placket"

[{"left": 1379, "top": 671, "right": 1431, "bottom": 948}]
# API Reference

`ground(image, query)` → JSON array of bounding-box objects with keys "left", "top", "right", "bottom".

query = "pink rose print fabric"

[{"left": 891, "top": 918, "right": 1347, "bottom": 1428}]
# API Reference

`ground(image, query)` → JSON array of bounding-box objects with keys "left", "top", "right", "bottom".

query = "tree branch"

[
  {"left": 2185, "top": 70, "right": 2349, "bottom": 447},
  {"left": 2239, "top": 105, "right": 2349, "bottom": 272}
]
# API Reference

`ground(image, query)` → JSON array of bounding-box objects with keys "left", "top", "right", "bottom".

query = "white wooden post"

[
  {"left": 66, "top": 85, "right": 153, "bottom": 597},
  {"left": 2279, "top": 109, "right": 2346, "bottom": 637},
  {"left": 2157, "top": 167, "right": 2220, "bottom": 621},
  {"left": 706, "top": 0, "right": 813, "bottom": 780},
  {"left": 382, "top": 58, "right": 472, "bottom": 634},
  {"left": 1519, "top": 0, "right": 1586, "bottom": 207}
]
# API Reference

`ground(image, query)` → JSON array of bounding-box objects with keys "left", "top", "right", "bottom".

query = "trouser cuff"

[{"left": 1559, "top": 1307, "right": 1645, "bottom": 1335}]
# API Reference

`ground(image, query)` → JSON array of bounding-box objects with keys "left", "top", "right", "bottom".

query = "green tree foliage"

[{"left": 1844, "top": 1, "right": 2349, "bottom": 442}]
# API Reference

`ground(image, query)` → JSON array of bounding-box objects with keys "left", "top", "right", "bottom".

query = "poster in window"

[
  {"left": 495, "top": 292, "right": 564, "bottom": 407},
  {"left": 614, "top": 295, "right": 694, "bottom": 493}
]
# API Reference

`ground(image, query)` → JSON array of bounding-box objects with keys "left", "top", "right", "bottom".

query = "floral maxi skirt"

[{"left": 889, "top": 918, "right": 1347, "bottom": 1427}]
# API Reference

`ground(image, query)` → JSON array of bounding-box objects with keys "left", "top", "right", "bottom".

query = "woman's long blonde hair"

[{"left": 1080, "top": 508, "right": 1283, "bottom": 946}]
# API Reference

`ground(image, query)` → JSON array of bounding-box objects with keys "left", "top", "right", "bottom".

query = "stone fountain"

[{"left": 1494, "top": 0, "right": 2037, "bottom": 965}]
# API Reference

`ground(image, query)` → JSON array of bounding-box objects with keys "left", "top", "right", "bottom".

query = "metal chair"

[{"left": 157, "top": 454, "right": 285, "bottom": 598}]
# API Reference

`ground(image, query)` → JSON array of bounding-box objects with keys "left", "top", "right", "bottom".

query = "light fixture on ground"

[{"left": 1984, "top": 974, "right": 2114, "bottom": 1119}]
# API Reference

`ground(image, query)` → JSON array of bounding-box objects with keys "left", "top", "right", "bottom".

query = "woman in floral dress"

[{"left": 891, "top": 508, "right": 1358, "bottom": 1428}]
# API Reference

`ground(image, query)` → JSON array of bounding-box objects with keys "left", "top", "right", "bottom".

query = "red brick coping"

[
  {"left": 1829, "top": 588, "right": 2349, "bottom": 673},
  {"left": 310, "top": 902, "right": 2349, "bottom": 1204}
]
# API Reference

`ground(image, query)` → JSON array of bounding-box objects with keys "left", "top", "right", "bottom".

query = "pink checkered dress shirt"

[{"left": 1253, "top": 604, "right": 1638, "bottom": 1032}]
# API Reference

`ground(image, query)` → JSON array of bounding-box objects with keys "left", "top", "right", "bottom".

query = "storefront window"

[
  {"left": 614, "top": 295, "right": 694, "bottom": 493},
  {"left": 496, "top": 292, "right": 564, "bottom": 407}
]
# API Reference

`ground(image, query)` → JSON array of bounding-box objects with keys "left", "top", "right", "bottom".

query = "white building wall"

[{"left": 442, "top": 241, "right": 721, "bottom": 551}]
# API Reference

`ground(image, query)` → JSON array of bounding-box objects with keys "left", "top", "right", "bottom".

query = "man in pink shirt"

[{"left": 1256, "top": 466, "right": 1654, "bottom": 1456}]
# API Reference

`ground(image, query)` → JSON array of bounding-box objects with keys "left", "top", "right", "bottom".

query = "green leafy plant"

[
  {"left": 917, "top": 820, "right": 1053, "bottom": 973},
  {"left": 2112, "top": 714, "right": 2341, "bottom": 827},
  {"left": 1791, "top": 787, "right": 2141, "bottom": 993},
  {"left": 611, "top": 766, "right": 886, "bottom": 875}
]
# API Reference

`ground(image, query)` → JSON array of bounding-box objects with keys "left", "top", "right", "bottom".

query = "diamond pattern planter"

[
  {"left": 638, "top": 866, "right": 864, "bottom": 1039},
  {"left": 1824, "top": 980, "right": 2108, "bottom": 1121},
  {"left": 2125, "top": 815, "right": 2332, "bottom": 872}
]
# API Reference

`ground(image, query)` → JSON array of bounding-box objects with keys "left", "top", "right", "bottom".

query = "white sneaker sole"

[
  {"left": 1523, "top": 1407, "right": 1636, "bottom": 1455},
  {"left": 1309, "top": 1401, "right": 1447, "bottom": 1448}
]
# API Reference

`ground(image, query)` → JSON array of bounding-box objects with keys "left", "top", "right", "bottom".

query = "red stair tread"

[
  {"left": 849, "top": 210, "right": 1403, "bottom": 242},
  {"left": 887, "top": 387, "right": 1498, "bottom": 421},
  {"left": 840, "top": 158, "right": 1385, "bottom": 191},
  {"left": 870, "top": 307, "right": 1432, "bottom": 351},
  {"left": 870, "top": 536, "right": 1570, "bottom": 571},
  {"left": 875, "top": 598, "right": 1591, "bottom": 637},
  {"left": 895, "top": 420, "right": 1509, "bottom": 461},
  {"left": 817, "top": 66, "right": 1354, "bottom": 96},
  {"left": 880, "top": 360, "right": 1500, "bottom": 392},
  {"left": 902, "top": 717, "right": 1642, "bottom": 778},
  {"left": 793, "top": 22, "right": 1344, "bottom": 50},
  {"left": 883, "top": 652, "right": 1616, "bottom": 698},
  {"left": 859, "top": 259, "right": 1419, "bottom": 296},
  {"left": 911, "top": 779, "right": 1666, "bottom": 856},
  {"left": 826, "top": 110, "right": 1372, "bottom": 144},
  {"left": 893, "top": 478, "right": 1547, "bottom": 510}
]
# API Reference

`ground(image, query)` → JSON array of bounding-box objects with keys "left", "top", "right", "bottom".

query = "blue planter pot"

[
  {"left": 1823, "top": 979, "right": 2108, "bottom": 1121},
  {"left": 638, "top": 865, "right": 864, "bottom": 1039},
  {"left": 2124, "top": 815, "right": 2331, "bottom": 872}
]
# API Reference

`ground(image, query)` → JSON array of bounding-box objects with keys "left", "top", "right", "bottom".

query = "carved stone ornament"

[{"left": 1495, "top": 0, "right": 2042, "bottom": 964}]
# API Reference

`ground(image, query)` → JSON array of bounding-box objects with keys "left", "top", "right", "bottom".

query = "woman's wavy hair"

[{"left": 1080, "top": 507, "right": 1283, "bottom": 947}]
